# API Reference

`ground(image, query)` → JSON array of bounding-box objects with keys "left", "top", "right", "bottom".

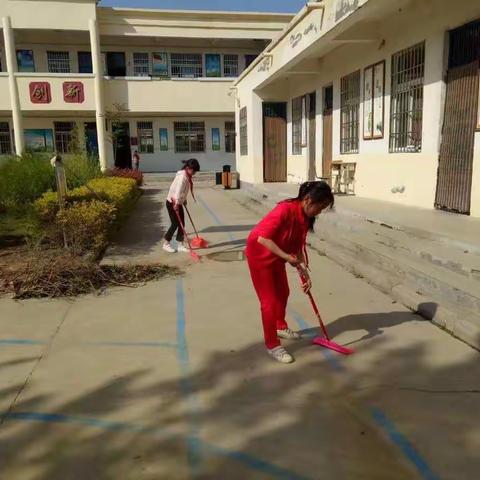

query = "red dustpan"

[
  {"left": 185, "top": 205, "right": 208, "bottom": 249},
  {"left": 174, "top": 207, "right": 200, "bottom": 262},
  {"left": 298, "top": 270, "right": 354, "bottom": 355}
]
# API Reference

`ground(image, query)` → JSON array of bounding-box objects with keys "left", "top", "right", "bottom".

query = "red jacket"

[{"left": 246, "top": 200, "right": 309, "bottom": 266}]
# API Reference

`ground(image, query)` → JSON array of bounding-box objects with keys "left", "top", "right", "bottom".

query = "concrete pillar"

[
  {"left": 89, "top": 18, "right": 108, "bottom": 171},
  {"left": 2, "top": 16, "right": 25, "bottom": 156}
]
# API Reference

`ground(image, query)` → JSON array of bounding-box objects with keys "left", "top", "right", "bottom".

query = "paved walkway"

[{"left": 0, "top": 187, "right": 479, "bottom": 479}]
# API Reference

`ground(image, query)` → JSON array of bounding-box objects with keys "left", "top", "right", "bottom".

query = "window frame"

[
  {"left": 170, "top": 53, "right": 203, "bottom": 78},
  {"left": 340, "top": 70, "right": 361, "bottom": 154},
  {"left": 54, "top": 121, "right": 75, "bottom": 154},
  {"left": 0, "top": 122, "right": 12, "bottom": 155},
  {"left": 137, "top": 121, "right": 154, "bottom": 154},
  {"left": 223, "top": 54, "right": 239, "bottom": 77},
  {"left": 389, "top": 42, "right": 425, "bottom": 153},
  {"left": 174, "top": 121, "right": 206, "bottom": 153},
  {"left": 47, "top": 51, "right": 71, "bottom": 74},
  {"left": 292, "top": 96, "right": 303, "bottom": 155},
  {"left": 133, "top": 52, "right": 151, "bottom": 77},
  {"left": 225, "top": 121, "right": 236, "bottom": 153}
]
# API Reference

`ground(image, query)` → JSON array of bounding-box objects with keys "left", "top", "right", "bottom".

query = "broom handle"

[
  {"left": 173, "top": 205, "right": 194, "bottom": 252},
  {"left": 185, "top": 205, "right": 200, "bottom": 238},
  {"left": 297, "top": 268, "right": 331, "bottom": 341}
]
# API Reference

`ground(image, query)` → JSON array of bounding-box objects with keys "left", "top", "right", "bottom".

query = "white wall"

[
  {"left": 236, "top": 0, "right": 480, "bottom": 216},
  {"left": 120, "top": 116, "right": 236, "bottom": 173}
]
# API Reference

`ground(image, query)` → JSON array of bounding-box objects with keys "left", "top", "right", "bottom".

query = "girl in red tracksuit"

[{"left": 246, "top": 181, "right": 334, "bottom": 364}]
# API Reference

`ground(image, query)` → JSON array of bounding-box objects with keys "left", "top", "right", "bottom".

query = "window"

[
  {"left": 292, "top": 96, "right": 303, "bottom": 154},
  {"left": 16, "top": 50, "right": 35, "bottom": 72},
  {"left": 78, "top": 52, "right": 93, "bottom": 74},
  {"left": 106, "top": 52, "right": 126, "bottom": 77},
  {"left": 225, "top": 121, "right": 236, "bottom": 153},
  {"left": 206, "top": 54, "right": 221, "bottom": 77},
  {"left": 133, "top": 53, "right": 150, "bottom": 77},
  {"left": 245, "top": 55, "right": 258, "bottom": 69},
  {"left": 174, "top": 122, "right": 205, "bottom": 152},
  {"left": 54, "top": 122, "right": 75, "bottom": 153},
  {"left": 240, "top": 107, "right": 248, "bottom": 156},
  {"left": 389, "top": 42, "right": 425, "bottom": 153},
  {"left": 0, "top": 122, "right": 12, "bottom": 155},
  {"left": 137, "top": 121, "right": 154, "bottom": 153},
  {"left": 224, "top": 55, "right": 239, "bottom": 77},
  {"left": 340, "top": 70, "right": 361, "bottom": 154},
  {"left": 47, "top": 51, "right": 70, "bottom": 73},
  {"left": 171, "top": 53, "right": 203, "bottom": 78}
]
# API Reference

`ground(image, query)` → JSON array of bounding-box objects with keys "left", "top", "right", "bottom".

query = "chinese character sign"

[
  {"left": 29, "top": 82, "right": 51, "bottom": 104},
  {"left": 63, "top": 82, "right": 85, "bottom": 103}
]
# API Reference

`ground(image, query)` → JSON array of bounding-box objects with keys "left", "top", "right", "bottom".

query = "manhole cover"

[{"left": 207, "top": 251, "right": 245, "bottom": 262}]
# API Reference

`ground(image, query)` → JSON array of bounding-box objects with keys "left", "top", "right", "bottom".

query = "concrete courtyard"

[{"left": 0, "top": 187, "right": 479, "bottom": 480}]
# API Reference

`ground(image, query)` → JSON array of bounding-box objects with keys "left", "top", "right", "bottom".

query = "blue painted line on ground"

[
  {"left": 288, "top": 307, "right": 345, "bottom": 373},
  {"left": 84, "top": 341, "right": 177, "bottom": 349},
  {"left": 6, "top": 411, "right": 313, "bottom": 480},
  {"left": 176, "top": 278, "right": 202, "bottom": 476},
  {"left": 371, "top": 409, "right": 440, "bottom": 480},
  {"left": 197, "top": 195, "right": 236, "bottom": 242},
  {"left": 0, "top": 339, "right": 47, "bottom": 346}
]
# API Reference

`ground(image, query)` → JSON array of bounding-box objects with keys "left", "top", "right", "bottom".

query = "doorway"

[
  {"left": 322, "top": 85, "right": 333, "bottom": 181},
  {"left": 112, "top": 122, "right": 131, "bottom": 169},
  {"left": 84, "top": 122, "right": 98, "bottom": 158},
  {"left": 435, "top": 20, "right": 480, "bottom": 214},
  {"left": 263, "top": 102, "right": 287, "bottom": 182},
  {"left": 106, "top": 52, "right": 126, "bottom": 77}
]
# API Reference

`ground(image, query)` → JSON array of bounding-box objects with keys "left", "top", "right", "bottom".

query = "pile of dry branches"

[{"left": 0, "top": 251, "right": 178, "bottom": 299}]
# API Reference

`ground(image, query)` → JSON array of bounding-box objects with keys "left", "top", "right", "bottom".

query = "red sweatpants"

[{"left": 247, "top": 258, "right": 289, "bottom": 349}]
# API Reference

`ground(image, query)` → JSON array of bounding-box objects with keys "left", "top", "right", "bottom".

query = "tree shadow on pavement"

[{"left": 0, "top": 327, "right": 479, "bottom": 480}]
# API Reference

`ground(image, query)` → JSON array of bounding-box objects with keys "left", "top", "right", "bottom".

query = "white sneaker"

[
  {"left": 277, "top": 328, "right": 301, "bottom": 340},
  {"left": 268, "top": 346, "right": 294, "bottom": 364},
  {"left": 177, "top": 242, "right": 190, "bottom": 253},
  {"left": 163, "top": 242, "right": 176, "bottom": 253}
]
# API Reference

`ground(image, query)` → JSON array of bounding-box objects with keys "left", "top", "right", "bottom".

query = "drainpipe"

[{"left": 2, "top": 16, "right": 25, "bottom": 157}]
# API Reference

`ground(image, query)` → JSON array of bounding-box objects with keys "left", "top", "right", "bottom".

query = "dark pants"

[{"left": 165, "top": 201, "right": 185, "bottom": 243}]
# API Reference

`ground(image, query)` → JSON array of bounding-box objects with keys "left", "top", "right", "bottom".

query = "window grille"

[
  {"left": 340, "top": 70, "right": 361, "bottom": 154},
  {"left": 133, "top": 53, "right": 150, "bottom": 77},
  {"left": 389, "top": 42, "right": 425, "bottom": 153},
  {"left": 137, "top": 121, "right": 154, "bottom": 154},
  {"left": 223, "top": 54, "right": 239, "bottom": 77},
  {"left": 47, "top": 51, "right": 70, "bottom": 73},
  {"left": 239, "top": 107, "right": 248, "bottom": 156},
  {"left": 174, "top": 122, "right": 205, "bottom": 152},
  {"left": 292, "top": 96, "right": 302, "bottom": 154},
  {"left": 0, "top": 122, "right": 12, "bottom": 154},
  {"left": 225, "top": 121, "right": 236, "bottom": 153},
  {"left": 171, "top": 53, "right": 203, "bottom": 78},
  {"left": 54, "top": 122, "right": 75, "bottom": 153}
]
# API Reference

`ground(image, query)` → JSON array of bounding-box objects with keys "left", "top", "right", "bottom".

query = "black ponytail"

[
  {"left": 288, "top": 181, "right": 334, "bottom": 231},
  {"left": 182, "top": 158, "right": 200, "bottom": 172}
]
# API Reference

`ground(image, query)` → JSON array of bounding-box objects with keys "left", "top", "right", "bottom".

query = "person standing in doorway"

[
  {"left": 163, "top": 158, "right": 201, "bottom": 253},
  {"left": 132, "top": 150, "right": 140, "bottom": 171},
  {"left": 246, "top": 181, "right": 334, "bottom": 364}
]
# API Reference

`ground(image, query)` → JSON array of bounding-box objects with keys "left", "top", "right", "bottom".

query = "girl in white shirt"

[{"left": 163, "top": 159, "right": 200, "bottom": 253}]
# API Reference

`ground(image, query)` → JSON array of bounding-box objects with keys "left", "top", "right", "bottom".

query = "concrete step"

[
  {"left": 144, "top": 171, "right": 239, "bottom": 188},
  {"left": 232, "top": 186, "right": 480, "bottom": 350}
]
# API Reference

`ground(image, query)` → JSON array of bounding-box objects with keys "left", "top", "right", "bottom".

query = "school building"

[
  {"left": 0, "top": 0, "right": 292, "bottom": 172},
  {"left": 234, "top": 0, "right": 480, "bottom": 217}
]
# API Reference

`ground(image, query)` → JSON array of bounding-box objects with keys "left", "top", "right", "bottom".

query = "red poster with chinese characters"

[
  {"left": 63, "top": 82, "right": 84, "bottom": 103},
  {"left": 29, "top": 82, "right": 51, "bottom": 104}
]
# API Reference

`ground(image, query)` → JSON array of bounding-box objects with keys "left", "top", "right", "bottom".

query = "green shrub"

[
  {"left": 0, "top": 155, "right": 55, "bottom": 210},
  {"left": 87, "top": 177, "right": 139, "bottom": 212},
  {"left": 63, "top": 154, "right": 102, "bottom": 189},
  {"left": 56, "top": 200, "right": 116, "bottom": 255}
]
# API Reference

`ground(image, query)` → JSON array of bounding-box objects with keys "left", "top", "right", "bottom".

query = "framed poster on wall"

[
  {"left": 212, "top": 128, "right": 221, "bottom": 151},
  {"left": 24, "top": 129, "right": 54, "bottom": 152},
  {"left": 206, "top": 54, "right": 221, "bottom": 77},
  {"left": 17, "top": 50, "right": 35, "bottom": 72},
  {"left": 363, "top": 60, "right": 385, "bottom": 139},
  {"left": 373, "top": 61, "right": 385, "bottom": 138},
  {"left": 301, "top": 95, "right": 308, "bottom": 146},
  {"left": 152, "top": 52, "right": 169, "bottom": 77},
  {"left": 160, "top": 128, "right": 168, "bottom": 151}
]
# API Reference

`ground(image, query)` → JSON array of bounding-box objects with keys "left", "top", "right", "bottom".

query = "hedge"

[{"left": 35, "top": 177, "right": 140, "bottom": 254}]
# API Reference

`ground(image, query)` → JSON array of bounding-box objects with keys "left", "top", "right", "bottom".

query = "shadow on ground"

[{"left": 0, "top": 318, "right": 479, "bottom": 480}]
